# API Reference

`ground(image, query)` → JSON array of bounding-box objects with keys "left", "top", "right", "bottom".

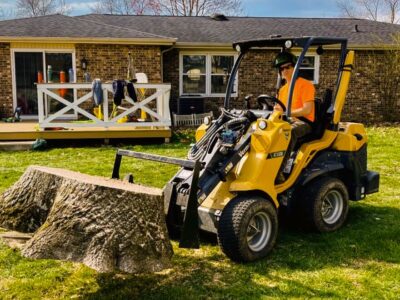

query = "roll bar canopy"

[
  {"left": 224, "top": 36, "right": 349, "bottom": 121},
  {"left": 232, "top": 36, "right": 347, "bottom": 53}
]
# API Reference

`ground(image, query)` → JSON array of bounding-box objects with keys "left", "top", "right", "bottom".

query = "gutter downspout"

[{"left": 161, "top": 45, "right": 176, "bottom": 83}]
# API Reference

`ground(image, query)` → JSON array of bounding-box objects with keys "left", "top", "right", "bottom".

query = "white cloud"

[
  {"left": 67, "top": 0, "right": 99, "bottom": 15},
  {"left": 0, "top": 1, "right": 15, "bottom": 10}
]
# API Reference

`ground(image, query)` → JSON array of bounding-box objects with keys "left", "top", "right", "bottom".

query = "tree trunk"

[{"left": 0, "top": 166, "right": 173, "bottom": 273}]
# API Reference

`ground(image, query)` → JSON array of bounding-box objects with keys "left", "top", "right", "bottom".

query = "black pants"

[{"left": 281, "top": 119, "right": 312, "bottom": 174}]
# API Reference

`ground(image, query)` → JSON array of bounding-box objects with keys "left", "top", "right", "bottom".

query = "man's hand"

[{"left": 274, "top": 104, "right": 283, "bottom": 112}]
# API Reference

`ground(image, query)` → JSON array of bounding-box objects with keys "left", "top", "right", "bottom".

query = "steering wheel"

[{"left": 257, "top": 95, "right": 286, "bottom": 112}]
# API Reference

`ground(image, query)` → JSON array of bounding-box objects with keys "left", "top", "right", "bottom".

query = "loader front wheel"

[{"left": 217, "top": 196, "right": 278, "bottom": 262}]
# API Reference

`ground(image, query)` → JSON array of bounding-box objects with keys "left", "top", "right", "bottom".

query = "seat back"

[
  {"left": 296, "top": 88, "right": 333, "bottom": 146},
  {"left": 312, "top": 88, "right": 333, "bottom": 139}
]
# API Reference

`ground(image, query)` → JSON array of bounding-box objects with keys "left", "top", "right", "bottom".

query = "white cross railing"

[{"left": 36, "top": 83, "right": 171, "bottom": 129}]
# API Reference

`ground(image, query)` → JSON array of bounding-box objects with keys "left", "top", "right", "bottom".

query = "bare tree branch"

[
  {"left": 383, "top": 0, "right": 400, "bottom": 23},
  {"left": 16, "top": 0, "right": 70, "bottom": 17},
  {"left": 92, "top": 0, "right": 243, "bottom": 16},
  {"left": 336, "top": 0, "right": 399, "bottom": 23}
]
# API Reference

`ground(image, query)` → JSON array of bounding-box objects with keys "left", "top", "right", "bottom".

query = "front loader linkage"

[{"left": 112, "top": 149, "right": 202, "bottom": 249}]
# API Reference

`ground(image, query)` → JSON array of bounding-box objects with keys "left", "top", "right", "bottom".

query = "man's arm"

[{"left": 291, "top": 101, "right": 314, "bottom": 117}]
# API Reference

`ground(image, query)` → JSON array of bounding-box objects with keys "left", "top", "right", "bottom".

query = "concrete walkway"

[{"left": 0, "top": 141, "right": 34, "bottom": 151}]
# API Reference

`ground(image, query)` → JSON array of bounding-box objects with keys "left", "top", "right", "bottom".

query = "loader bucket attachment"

[
  {"left": 179, "top": 160, "right": 201, "bottom": 249},
  {"left": 112, "top": 149, "right": 201, "bottom": 249}
]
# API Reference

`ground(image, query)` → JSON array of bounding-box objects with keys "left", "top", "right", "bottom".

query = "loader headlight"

[
  {"left": 204, "top": 116, "right": 211, "bottom": 125},
  {"left": 235, "top": 44, "right": 241, "bottom": 52},
  {"left": 285, "top": 40, "right": 293, "bottom": 49},
  {"left": 258, "top": 120, "right": 267, "bottom": 130}
]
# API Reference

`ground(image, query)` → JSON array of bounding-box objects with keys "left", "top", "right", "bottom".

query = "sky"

[{"left": 0, "top": 0, "right": 343, "bottom": 18}]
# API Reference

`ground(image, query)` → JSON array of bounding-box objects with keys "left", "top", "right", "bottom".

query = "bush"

[{"left": 171, "top": 128, "right": 196, "bottom": 144}]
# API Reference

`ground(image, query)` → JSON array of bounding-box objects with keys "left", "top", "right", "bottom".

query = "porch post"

[{"left": 37, "top": 85, "right": 44, "bottom": 124}]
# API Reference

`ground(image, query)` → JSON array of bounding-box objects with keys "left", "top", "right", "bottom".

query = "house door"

[
  {"left": 14, "top": 52, "right": 43, "bottom": 116},
  {"left": 13, "top": 51, "right": 74, "bottom": 119}
]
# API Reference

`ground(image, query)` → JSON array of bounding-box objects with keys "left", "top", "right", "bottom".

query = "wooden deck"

[{"left": 0, "top": 122, "right": 171, "bottom": 141}]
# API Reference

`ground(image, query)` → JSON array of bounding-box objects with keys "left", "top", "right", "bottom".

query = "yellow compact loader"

[{"left": 112, "top": 37, "right": 380, "bottom": 262}]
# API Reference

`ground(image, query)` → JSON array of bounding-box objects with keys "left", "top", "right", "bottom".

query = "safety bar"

[{"left": 112, "top": 149, "right": 197, "bottom": 179}]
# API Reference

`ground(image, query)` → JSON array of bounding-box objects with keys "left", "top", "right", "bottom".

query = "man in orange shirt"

[{"left": 273, "top": 51, "right": 315, "bottom": 180}]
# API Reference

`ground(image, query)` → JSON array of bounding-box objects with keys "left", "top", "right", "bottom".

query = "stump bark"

[{"left": 0, "top": 166, "right": 173, "bottom": 273}]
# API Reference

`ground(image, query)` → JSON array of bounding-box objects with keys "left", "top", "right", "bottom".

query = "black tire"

[
  {"left": 217, "top": 196, "right": 278, "bottom": 262},
  {"left": 303, "top": 177, "right": 349, "bottom": 232}
]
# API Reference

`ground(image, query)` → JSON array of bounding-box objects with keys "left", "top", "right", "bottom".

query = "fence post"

[
  {"left": 163, "top": 88, "right": 171, "bottom": 125},
  {"left": 103, "top": 87, "right": 109, "bottom": 124},
  {"left": 37, "top": 86, "right": 44, "bottom": 124}
]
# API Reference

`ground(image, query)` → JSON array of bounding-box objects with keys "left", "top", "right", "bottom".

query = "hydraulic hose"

[{"left": 188, "top": 112, "right": 249, "bottom": 161}]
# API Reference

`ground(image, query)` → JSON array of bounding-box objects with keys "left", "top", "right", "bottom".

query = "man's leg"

[
  {"left": 276, "top": 120, "right": 312, "bottom": 182},
  {"left": 291, "top": 120, "right": 312, "bottom": 150}
]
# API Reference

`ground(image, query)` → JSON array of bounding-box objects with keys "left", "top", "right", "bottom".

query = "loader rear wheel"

[
  {"left": 217, "top": 196, "right": 278, "bottom": 262},
  {"left": 303, "top": 177, "right": 349, "bottom": 232}
]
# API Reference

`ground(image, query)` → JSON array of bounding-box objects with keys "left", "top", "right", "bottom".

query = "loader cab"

[
  {"left": 219, "top": 36, "right": 357, "bottom": 190},
  {"left": 226, "top": 36, "right": 350, "bottom": 143}
]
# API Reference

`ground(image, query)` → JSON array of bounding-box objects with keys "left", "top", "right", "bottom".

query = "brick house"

[{"left": 0, "top": 14, "right": 399, "bottom": 123}]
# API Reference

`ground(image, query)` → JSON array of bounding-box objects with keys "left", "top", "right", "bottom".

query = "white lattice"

[{"left": 36, "top": 82, "right": 171, "bottom": 129}]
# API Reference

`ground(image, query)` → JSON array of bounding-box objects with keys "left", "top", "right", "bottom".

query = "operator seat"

[{"left": 297, "top": 88, "right": 333, "bottom": 145}]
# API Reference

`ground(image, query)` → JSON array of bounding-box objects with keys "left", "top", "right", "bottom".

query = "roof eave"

[
  {"left": 175, "top": 41, "right": 398, "bottom": 50},
  {"left": 0, "top": 36, "right": 176, "bottom": 45},
  {"left": 0, "top": 37, "right": 396, "bottom": 50},
  {"left": 175, "top": 42, "right": 233, "bottom": 49},
  {"left": 347, "top": 43, "right": 399, "bottom": 50}
]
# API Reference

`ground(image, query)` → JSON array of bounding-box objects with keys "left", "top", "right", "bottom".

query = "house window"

[
  {"left": 180, "top": 53, "right": 237, "bottom": 97},
  {"left": 211, "top": 56, "right": 234, "bottom": 94},
  {"left": 182, "top": 55, "right": 206, "bottom": 94},
  {"left": 297, "top": 54, "right": 320, "bottom": 84}
]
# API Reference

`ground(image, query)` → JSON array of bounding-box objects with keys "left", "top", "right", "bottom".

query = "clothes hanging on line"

[
  {"left": 112, "top": 80, "right": 125, "bottom": 106},
  {"left": 112, "top": 80, "right": 138, "bottom": 106},
  {"left": 92, "top": 79, "right": 103, "bottom": 105}
]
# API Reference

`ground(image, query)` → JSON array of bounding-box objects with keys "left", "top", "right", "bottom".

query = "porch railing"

[{"left": 36, "top": 83, "right": 171, "bottom": 129}]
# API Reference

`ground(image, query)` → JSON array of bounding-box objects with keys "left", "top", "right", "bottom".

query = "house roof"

[
  {"left": 0, "top": 14, "right": 399, "bottom": 48},
  {"left": 77, "top": 14, "right": 400, "bottom": 48},
  {"left": 0, "top": 14, "right": 175, "bottom": 44}
]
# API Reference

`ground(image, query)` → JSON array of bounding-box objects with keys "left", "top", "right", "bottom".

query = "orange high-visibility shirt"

[{"left": 278, "top": 77, "right": 315, "bottom": 122}]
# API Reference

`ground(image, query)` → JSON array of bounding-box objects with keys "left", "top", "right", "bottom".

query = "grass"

[{"left": 0, "top": 127, "right": 399, "bottom": 299}]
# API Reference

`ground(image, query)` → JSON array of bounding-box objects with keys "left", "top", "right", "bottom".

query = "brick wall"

[
  {"left": 163, "top": 48, "right": 180, "bottom": 112},
  {"left": 75, "top": 44, "right": 162, "bottom": 82},
  {"left": 163, "top": 48, "right": 399, "bottom": 123},
  {"left": 350, "top": 50, "right": 400, "bottom": 122},
  {"left": 0, "top": 43, "right": 13, "bottom": 118},
  {"left": 73, "top": 44, "right": 162, "bottom": 115}
]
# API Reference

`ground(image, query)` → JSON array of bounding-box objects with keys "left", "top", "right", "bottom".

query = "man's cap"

[{"left": 273, "top": 51, "right": 297, "bottom": 68}]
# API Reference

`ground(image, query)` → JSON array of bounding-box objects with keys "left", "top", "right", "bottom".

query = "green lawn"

[{"left": 0, "top": 127, "right": 399, "bottom": 299}]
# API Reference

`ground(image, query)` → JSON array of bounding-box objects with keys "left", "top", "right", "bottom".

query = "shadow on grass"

[{"left": 83, "top": 203, "right": 399, "bottom": 299}]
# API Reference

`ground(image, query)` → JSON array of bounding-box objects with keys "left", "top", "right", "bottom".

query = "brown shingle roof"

[
  {"left": 0, "top": 14, "right": 175, "bottom": 42},
  {"left": 1, "top": 14, "right": 399, "bottom": 46},
  {"left": 77, "top": 14, "right": 400, "bottom": 46}
]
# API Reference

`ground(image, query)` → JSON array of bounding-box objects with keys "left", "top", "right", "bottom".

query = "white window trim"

[
  {"left": 179, "top": 51, "right": 238, "bottom": 97},
  {"left": 294, "top": 52, "right": 320, "bottom": 84},
  {"left": 11, "top": 48, "right": 77, "bottom": 120}
]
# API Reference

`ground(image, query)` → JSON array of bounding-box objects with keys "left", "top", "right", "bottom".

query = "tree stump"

[{"left": 0, "top": 166, "right": 173, "bottom": 273}]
